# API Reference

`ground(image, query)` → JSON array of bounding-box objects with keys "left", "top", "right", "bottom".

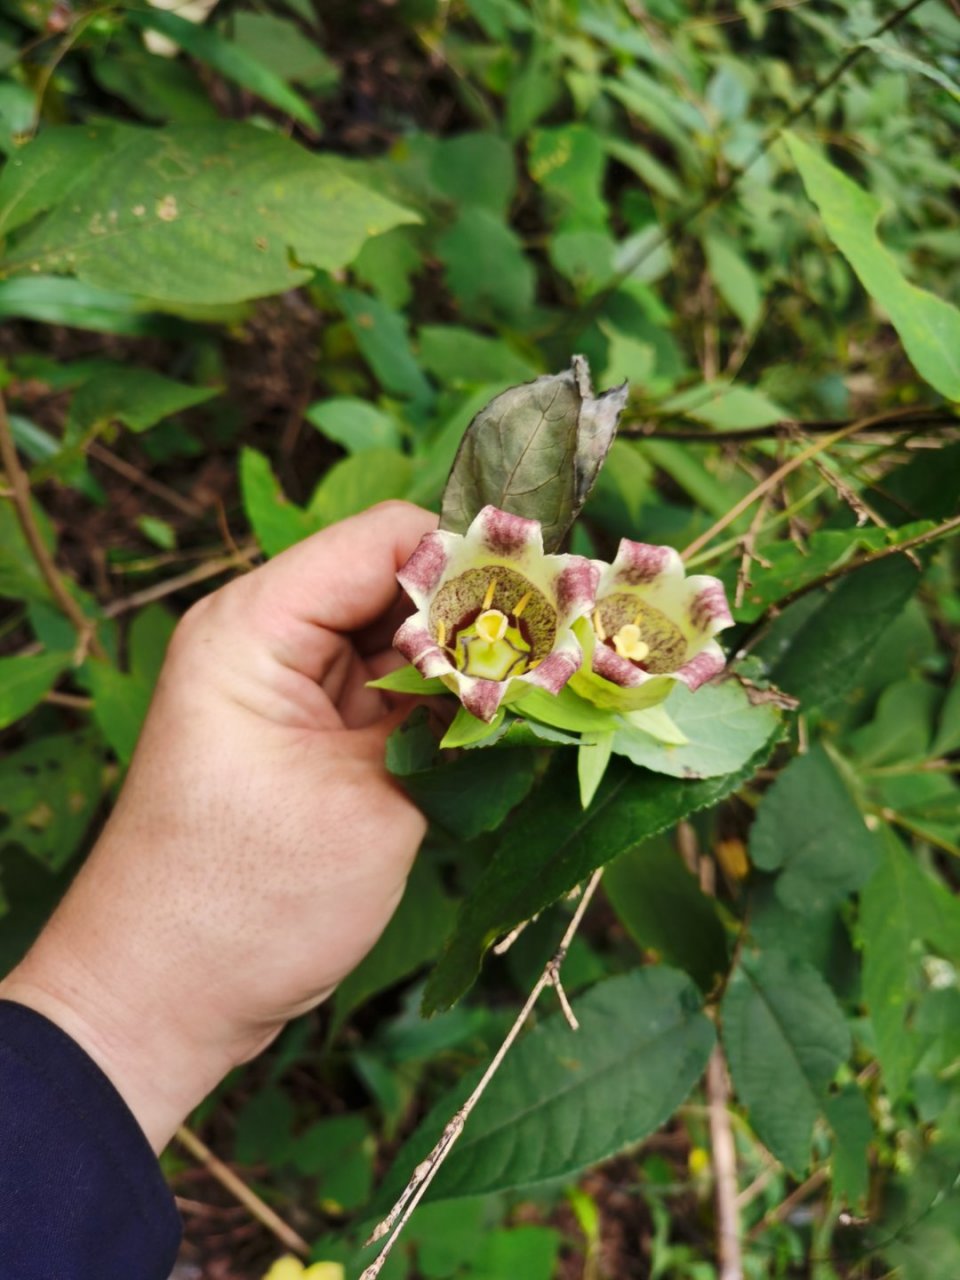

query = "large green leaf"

[
  {"left": 770, "top": 556, "right": 922, "bottom": 711},
  {"left": 0, "top": 652, "right": 70, "bottom": 729},
  {"left": 785, "top": 131, "right": 960, "bottom": 399},
  {"left": 722, "top": 949, "right": 850, "bottom": 1173},
  {"left": 750, "top": 745, "right": 878, "bottom": 913},
  {"left": 424, "top": 739, "right": 777, "bottom": 1013},
  {"left": 612, "top": 677, "right": 781, "bottom": 779},
  {"left": 0, "top": 125, "right": 109, "bottom": 238},
  {"left": 604, "top": 837, "right": 728, "bottom": 991},
  {"left": 440, "top": 358, "right": 627, "bottom": 553},
  {"left": 377, "top": 969, "right": 713, "bottom": 1206},
  {"left": 2, "top": 125, "right": 417, "bottom": 306}
]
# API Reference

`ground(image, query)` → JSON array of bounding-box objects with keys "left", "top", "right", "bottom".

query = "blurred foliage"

[{"left": 1, "top": 0, "right": 959, "bottom": 1277}]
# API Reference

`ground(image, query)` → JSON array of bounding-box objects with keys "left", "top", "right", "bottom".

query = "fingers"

[
  {"left": 201, "top": 502, "right": 437, "bottom": 686},
  {"left": 254, "top": 501, "right": 437, "bottom": 635}
]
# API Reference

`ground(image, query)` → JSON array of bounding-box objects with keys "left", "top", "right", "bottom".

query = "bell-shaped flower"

[
  {"left": 569, "top": 540, "right": 734, "bottom": 711},
  {"left": 394, "top": 506, "right": 600, "bottom": 722}
]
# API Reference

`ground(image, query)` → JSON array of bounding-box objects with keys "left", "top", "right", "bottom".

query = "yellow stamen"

[
  {"left": 475, "top": 609, "right": 508, "bottom": 643},
  {"left": 592, "top": 608, "right": 607, "bottom": 642},
  {"left": 513, "top": 591, "right": 532, "bottom": 618},
  {"left": 613, "top": 623, "right": 650, "bottom": 662},
  {"left": 436, "top": 619, "right": 447, "bottom": 648},
  {"left": 482, "top": 578, "right": 498, "bottom": 611}
]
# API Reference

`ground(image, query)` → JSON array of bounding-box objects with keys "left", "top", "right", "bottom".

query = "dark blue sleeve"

[{"left": 0, "top": 999, "right": 182, "bottom": 1280}]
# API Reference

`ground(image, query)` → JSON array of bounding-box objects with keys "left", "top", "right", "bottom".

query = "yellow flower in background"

[{"left": 261, "top": 1258, "right": 345, "bottom": 1280}]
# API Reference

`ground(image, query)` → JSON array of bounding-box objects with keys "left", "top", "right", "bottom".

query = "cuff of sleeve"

[{"left": 0, "top": 998, "right": 183, "bottom": 1280}]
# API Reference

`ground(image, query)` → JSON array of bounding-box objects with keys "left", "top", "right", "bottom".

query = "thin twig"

[
  {"left": 707, "top": 1047, "right": 743, "bottom": 1280},
  {"left": 734, "top": 492, "right": 774, "bottom": 610},
  {"left": 621, "top": 407, "right": 955, "bottom": 444},
  {"left": 755, "top": 512, "right": 960, "bottom": 621},
  {"left": 174, "top": 1125, "right": 310, "bottom": 1259},
  {"left": 88, "top": 442, "right": 205, "bottom": 519},
  {"left": 747, "top": 1168, "right": 829, "bottom": 1241},
  {"left": 102, "top": 544, "right": 258, "bottom": 617},
  {"left": 360, "top": 868, "right": 606, "bottom": 1279},
  {"left": 0, "top": 388, "right": 107, "bottom": 659},
  {"left": 680, "top": 417, "right": 873, "bottom": 562}
]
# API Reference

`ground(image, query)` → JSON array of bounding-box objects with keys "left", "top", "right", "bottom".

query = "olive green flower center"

[
  {"left": 429, "top": 565, "right": 555, "bottom": 681},
  {"left": 593, "top": 594, "right": 687, "bottom": 674}
]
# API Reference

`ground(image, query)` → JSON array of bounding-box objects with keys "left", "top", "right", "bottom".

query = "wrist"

[{"left": 0, "top": 917, "right": 246, "bottom": 1152}]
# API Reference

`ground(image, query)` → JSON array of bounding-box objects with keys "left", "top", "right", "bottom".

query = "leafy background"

[{"left": 1, "top": 1, "right": 959, "bottom": 1278}]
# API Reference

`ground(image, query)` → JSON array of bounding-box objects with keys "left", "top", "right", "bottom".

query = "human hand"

[{"left": 0, "top": 502, "right": 436, "bottom": 1150}]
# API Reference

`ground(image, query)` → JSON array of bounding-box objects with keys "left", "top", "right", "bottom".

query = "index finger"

[{"left": 235, "top": 501, "right": 437, "bottom": 666}]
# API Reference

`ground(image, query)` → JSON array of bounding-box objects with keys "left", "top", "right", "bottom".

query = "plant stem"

[
  {"left": 174, "top": 1124, "right": 310, "bottom": 1259},
  {"left": 0, "top": 388, "right": 107, "bottom": 660},
  {"left": 680, "top": 418, "right": 871, "bottom": 562},
  {"left": 360, "top": 867, "right": 606, "bottom": 1279},
  {"left": 621, "top": 407, "right": 956, "bottom": 445},
  {"left": 707, "top": 1047, "right": 743, "bottom": 1280}
]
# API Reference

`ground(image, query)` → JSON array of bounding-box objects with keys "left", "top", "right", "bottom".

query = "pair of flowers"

[{"left": 395, "top": 506, "right": 733, "bottom": 723}]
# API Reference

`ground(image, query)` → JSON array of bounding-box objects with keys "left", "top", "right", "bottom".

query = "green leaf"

[
  {"left": 437, "top": 207, "right": 535, "bottom": 322},
  {"left": 703, "top": 233, "right": 762, "bottom": 329},
  {"left": 661, "top": 381, "right": 785, "bottom": 429},
  {"left": 0, "top": 731, "right": 106, "bottom": 870},
  {"left": 0, "top": 277, "right": 169, "bottom": 335},
  {"left": 578, "top": 731, "right": 614, "bottom": 807},
  {"left": 228, "top": 12, "right": 339, "bottom": 90},
  {"left": 771, "top": 556, "right": 922, "bottom": 711},
  {"left": 305, "top": 397, "right": 401, "bottom": 453},
  {"left": 127, "top": 9, "right": 321, "bottom": 129},
  {"left": 0, "top": 652, "right": 70, "bottom": 729},
  {"left": 750, "top": 745, "right": 879, "bottom": 913},
  {"left": 612, "top": 678, "right": 781, "bottom": 780},
  {"left": 68, "top": 363, "right": 218, "bottom": 435},
  {"left": 240, "top": 447, "right": 320, "bottom": 558},
  {"left": 785, "top": 131, "right": 960, "bottom": 399},
  {"left": 825, "top": 1084, "right": 873, "bottom": 1210},
  {"left": 513, "top": 684, "right": 619, "bottom": 734},
  {"left": 931, "top": 679, "right": 960, "bottom": 758},
  {"left": 430, "top": 131, "right": 517, "bottom": 215},
  {"left": 440, "top": 705, "right": 507, "bottom": 749},
  {"left": 722, "top": 950, "right": 851, "bottom": 1173},
  {"left": 333, "top": 858, "right": 456, "bottom": 1034},
  {"left": 87, "top": 663, "right": 152, "bottom": 765},
  {"left": 424, "top": 739, "right": 777, "bottom": 1013},
  {"left": 861, "top": 37, "right": 960, "bottom": 102},
  {"left": 0, "top": 124, "right": 109, "bottom": 238},
  {"left": 418, "top": 326, "right": 539, "bottom": 388},
  {"left": 368, "top": 665, "right": 447, "bottom": 696},
  {"left": 857, "top": 828, "right": 959, "bottom": 1100},
  {"left": 93, "top": 46, "right": 221, "bottom": 124},
  {"left": 604, "top": 837, "right": 727, "bottom": 991},
  {"left": 339, "top": 288, "right": 433, "bottom": 402},
  {"left": 440, "top": 357, "right": 627, "bottom": 553},
  {"left": 731, "top": 523, "right": 935, "bottom": 624},
  {"left": 292, "top": 1114, "right": 374, "bottom": 1212},
  {"left": 3, "top": 125, "right": 417, "bottom": 306},
  {"left": 129, "top": 604, "right": 177, "bottom": 684},
  {"left": 380, "top": 969, "right": 714, "bottom": 1204},
  {"left": 387, "top": 711, "right": 537, "bottom": 838},
  {"left": 308, "top": 449, "right": 412, "bottom": 527},
  {"left": 848, "top": 677, "right": 939, "bottom": 767}
]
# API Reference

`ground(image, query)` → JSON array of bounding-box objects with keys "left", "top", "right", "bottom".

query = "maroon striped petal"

[
  {"left": 674, "top": 645, "right": 726, "bottom": 691},
  {"left": 687, "top": 578, "right": 734, "bottom": 637},
  {"left": 472, "top": 505, "right": 543, "bottom": 558},
  {"left": 608, "top": 540, "right": 681, "bottom": 587},
  {"left": 459, "top": 677, "right": 508, "bottom": 722},
  {"left": 393, "top": 617, "right": 454, "bottom": 680},
  {"left": 554, "top": 558, "right": 601, "bottom": 623},
  {"left": 396, "top": 532, "right": 452, "bottom": 605}
]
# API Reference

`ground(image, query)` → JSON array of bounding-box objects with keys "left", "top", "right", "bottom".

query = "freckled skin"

[{"left": 0, "top": 502, "right": 437, "bottom": 1152}]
